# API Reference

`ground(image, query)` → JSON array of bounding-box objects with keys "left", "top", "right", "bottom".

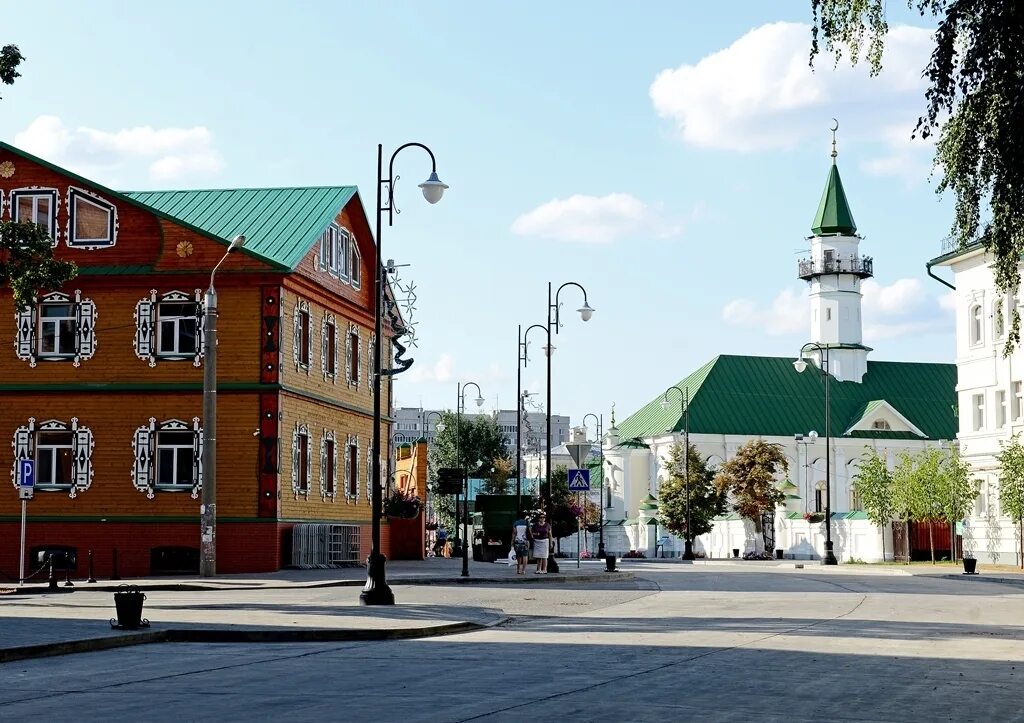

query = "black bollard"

[
  {"left": 87, "top": 550, "right": 97, "bottom": 583},
  {"left": 111, "top": 548, "right": 120, "bottom": 581},
  {"left": 63, "top": 563, "right": 74, "bottom": 588},
  {"left": 47, "top": 555, "right": 59, "bottom": 591}
]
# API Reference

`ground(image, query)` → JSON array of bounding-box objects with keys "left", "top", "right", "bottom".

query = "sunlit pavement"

[{"left": 2, "top": 565, "right": 1022, "bottom": 722}]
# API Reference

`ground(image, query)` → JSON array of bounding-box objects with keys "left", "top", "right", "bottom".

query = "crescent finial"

[{"left": 831, "top": 118, "right": 839, "bottom": 132}]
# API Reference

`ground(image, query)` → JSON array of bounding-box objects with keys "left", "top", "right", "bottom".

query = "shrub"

[
  {"left": 742, "top": 550, "right": 774, "bottom": 560},
  {"left": 622, "top": 550, "right": 647, "bottom": 559}
]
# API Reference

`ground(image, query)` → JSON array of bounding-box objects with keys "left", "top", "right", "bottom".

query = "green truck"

[{"left": 471, "top": 494, "right": 535, "bottom": 563}]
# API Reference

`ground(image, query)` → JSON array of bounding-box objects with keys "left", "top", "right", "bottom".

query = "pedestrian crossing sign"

[{"left": 568, "top": 469, "right": 590, "bottom": 491}]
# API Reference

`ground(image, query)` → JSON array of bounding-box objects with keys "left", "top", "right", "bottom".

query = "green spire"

[{"left": 811, "top": 126, "right": 857, "bottom": 236}]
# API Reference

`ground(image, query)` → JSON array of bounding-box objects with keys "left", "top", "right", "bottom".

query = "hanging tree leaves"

[
  {"left": 659, "top": 442, "right": 725, "bottom": 539},
  {"left": 0, "top": 221, "right": 78, "bottom": 310},
  {"left": 0, "top": 44, "right": 24, "bottom": 98},
  {"left": 810, "top": 1, "right": 1024, "bottom": 352},
  {"left": 714, "top": 439, "right": 788, "bottom": 530}
]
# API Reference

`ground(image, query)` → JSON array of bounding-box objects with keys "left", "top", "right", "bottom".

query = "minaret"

[{"left": 797, "top": 124, "right": 873, "bottom": 383}]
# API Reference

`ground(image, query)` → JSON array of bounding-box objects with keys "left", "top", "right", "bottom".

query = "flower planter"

[{"left": 963, "top": 557, "right": 978, "bottom": 575}]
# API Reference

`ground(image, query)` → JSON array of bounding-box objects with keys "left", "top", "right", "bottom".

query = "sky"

[{"left": 1, "top": 2, "right": 957, "bottom": 433}]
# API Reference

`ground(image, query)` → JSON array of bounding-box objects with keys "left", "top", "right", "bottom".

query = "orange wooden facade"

[{"left": 0, "top": 145, "right": 397, "bottom": 578}]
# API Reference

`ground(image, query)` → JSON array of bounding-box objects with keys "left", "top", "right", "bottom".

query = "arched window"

[
  {"left": 871, "top": 419, "right": 891, "bottom": 430},
  {"left": 969, "top": 304, "right": 983, "bottom": 346},
  {"left": 814, "top": 482, "right": 826, "bottom": 513}
]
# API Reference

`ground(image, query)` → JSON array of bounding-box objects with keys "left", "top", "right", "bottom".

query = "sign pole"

[{"left": 19, "top": 498, "right": 26, "bottom": 583}]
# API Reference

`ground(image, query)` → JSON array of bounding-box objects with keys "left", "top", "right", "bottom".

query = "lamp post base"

[
  {"left": 822, "top": 541, "right": 839, "bottom": 566},
  {"left": 597, "top": 541, "right": 606, "bottom": 558},
  {"left": 682, "top": 539, "right": 695, "bottom": 561},
  {"left": 359, "top": 552, "right": 395, "bottom": 605}
]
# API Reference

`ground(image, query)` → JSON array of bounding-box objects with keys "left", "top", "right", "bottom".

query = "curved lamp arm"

[
  {"left": 522, "top": 323, "right": 550, "bottom": 366},
  {"left": 551, "top": 281, "right": 595, "bottom": 332}
]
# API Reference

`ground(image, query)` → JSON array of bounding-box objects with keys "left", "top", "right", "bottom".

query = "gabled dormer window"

[
  {"left": 12, "top": 188, "right": 58, "bottom": 243},
  {"left": 67, "top": 187, "right": 117, "bottom": 249}
]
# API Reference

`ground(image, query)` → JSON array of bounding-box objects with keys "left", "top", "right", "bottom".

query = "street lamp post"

[
  {"left": 583, "top": 413, "right": 605, "bottom": 558},
  {"left": 661, "top": 386, "right": 694, "bottom": 560},
  {"left": 456, "top": 382, "right": 484, "bottom": 577},
  {"left": 545, "top": 282, "right": 594, "bottom": 573},
  {"left": 200, "top": 233, "right": 246, "bottom": 578},
  {"left": 793, "top": 342, "right": 838, "bottom": 565},
  {"left": 362, "top": 143, "right": 448, "bottom": 606}
]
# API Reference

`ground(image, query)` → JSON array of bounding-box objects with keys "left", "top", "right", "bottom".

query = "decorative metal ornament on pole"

[
  {"left": 662, "top": 385, "right": 694, "bottom": 560},
  {"left": 200, "top": 233, "right": 245, "bottom": 578},
  {"left": 362, "top": 143, "right": 446, "bottom": 606}
]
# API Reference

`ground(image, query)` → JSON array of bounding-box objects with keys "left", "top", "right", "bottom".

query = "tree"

[
  {"left": 426, "top": 411, "right": 509, "bottom": 532},
  {"left": 996, "top": 435, "right": 1024, "bottom": 568},
  {"left": 482, "top": 454, "right": 514, "bottom": 495},
  {"left": 852, "top": 447, "right": 895, "bottom": 561},
  {"left": 1, "top": 44, "right": 24, "bottom": 99},
  {"left": 1, "top": 221, "right": 78, "bottom": 310},
  {"left": 810, "top": 1, "right": 1024, "bottom": 352},
  {"left": 659, "top": 442, "right": 726, "bottom": 540},
  {"left": 938, "top": 446, "right": 979, "bottom": 562},
  {"left": 912, "top": 448, "right": 946, "bottom": 564},
  {"left": 890, "top": 451, "right": 918, "bottom": 563},
  {"left": 714, "top": 439, "right": 788, "bottom": 550}
]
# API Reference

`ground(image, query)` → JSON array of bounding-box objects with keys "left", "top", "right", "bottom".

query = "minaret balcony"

[{"left": 797, "top": 255, "right": 874, "bottom": 280}]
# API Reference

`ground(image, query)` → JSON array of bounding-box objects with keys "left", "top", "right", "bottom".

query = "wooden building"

[{"left": 0, "top": 142, "right": 398, "bottom": 578}]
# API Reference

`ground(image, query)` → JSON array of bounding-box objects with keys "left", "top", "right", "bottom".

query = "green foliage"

[
  {"left": 810, "top": 1, "right": 1024, "bottom": 353},
  {"left": 714, "top": 439, "right": 788, "bottom": 527},
  {"left": 0, "top": 44, "right": 24, "bottom": 98},
  {"left": 853, "top": 447, "right": 894, "bottom": 529},
  {"left": 482, "top": 454, "right": 514, "bottom": 495},
  {"left": 0, "top": 221, "right": 78, "bottom": 310},
  {"left": 939, "top": 446, "right": 980, "bottom": 524},
  {"left": 890, "top": 451, "right": 918, "bottom": 522},
  {"left": 426, "top": 410, "right": 508, "bottom": 531},
  {"left": 659, "top": 442, "right": 725, "bottom": 539},
  {"left": 996, "top": 435, "right": 1024, "bottom": 523}
]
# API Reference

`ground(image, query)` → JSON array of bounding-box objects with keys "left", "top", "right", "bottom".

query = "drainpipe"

[{"left": 926, "top": 260, "right": 956, "bottom": 290}]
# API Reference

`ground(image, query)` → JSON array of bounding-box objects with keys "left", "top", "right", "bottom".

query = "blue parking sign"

[{"left": 18, "top": 459, "right": 34, "bottom": 488}]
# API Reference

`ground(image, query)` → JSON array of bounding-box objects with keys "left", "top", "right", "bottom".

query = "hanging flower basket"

[
  {"left": 803, "top": 512, "right": 825, "bottom": 523},
  {"left": 425, "top": 521, "right": 439, "bottom": 531},
  {"left": 585, "top": 523, "right": 601, "bottom": 533},
  {"left": 384, "top": 490, "right": 422, "bottom": 519}
]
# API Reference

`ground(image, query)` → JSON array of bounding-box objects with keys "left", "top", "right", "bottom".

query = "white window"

[
  {"left": 322, "top": 313, "right": 338, "bottom": 380},
  {"left": 319, "top": 224, "right": 352, "bottom": 279},
  {"left": 995, "top": 300, "right": 1006, "bottom": 339},
  {"left": 976, "top": 479, "right": 988, "bottom": 516},
  {"left": 826, "top": 307, "right": 832, "bottom": 321},
  {"left": 12, "top": 188, "right": 58, "bottom": 241},
  {"left": 349, "top": 238, "right": 361, "bottom": 288},
  {"left": 38, "top": 302, "right": 77, "bottom": 358},
  {"left": 814, "top": 482, "right": 826, "bottom": 513},
  {"left": 17, "top": 291, "right": 97, "bottom": 367},
  {"left": 348, "top": 441, "right": 359, "bottom": 498},
  {"left": 996, "top": 390, "right": 1008, "bottom": 428},
  {"left": 67, "top": 187, "right": 117, "bottom": 248},
  {"left": 337, "top": 228, "right": 350, "bottom": 279},
  {"left": 969, "top": 304, "right": 983, "bottom": 346},
  {"left": 972, "top": 393, "right": 985, "bottom": 432},
  {"left": 12, "top": 418, "right": 94, "bottom": 498},
  {"left": 294, "top": 425, "right": 310, "bottom": 494},
  {"left": 293, "top": 299, "right": 311, "bottom": 371},
  {"left": 871, "top": 420, "right": 891, "bottom": 431},
  {"left": 134, "top": 290, "right": 205, "bottom": 367},
  {"left": 132, "top": 418, "right": 202, "bottom": 499},
  {"left": 1014, "top": 382, "right": 1023, "bottom": 422},
  {"left": 346, "top": 324, "right": 361, "bottom": 387},
  {"left": 320, "top": 430, "right": 337, "bottom": 500}
]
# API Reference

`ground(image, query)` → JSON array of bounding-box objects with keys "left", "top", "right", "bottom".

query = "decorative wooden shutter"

[
  {"left": 194, "top": 289, "right": 205, "bottom": 367},
  {"left": 291, "top": 424, "right": 300, "bottom": 495},
  {"left": 292, "top": 302, "right": 301, "bottom": 370},
  {"left": 319, "top": 432, "right": 328, "bottom": 498},
  {"left": 344, "top": 441, "right": 352, "bottom": 502},
  {"left": 368, "top": 333, "right": 375, "bottom": 387},
  {"left": 132, "top": 419, "right": 157, "bottom": 498},
  {"left": 134, "top": 291, "right": 157, "bottom": 366},
  {"left": 192, "top": 417, "right": 203, "bottom": 499},
  {"left": 69, "top": 418, "right": 94, "bottom": 498},
  {"left": 366, "top": 442, "right": 373, "bottom": 504},
  {"left": 11, "top": 418, "right": 35, "bottom": 488},
  {"left": 74, "top": 291, "right": 97, "bottom": 366},
  {"left": 15, "top": 303, "right": 37, "bottom": 366},
  {"left": 353, "top": 441, "right": 360, "bottom": 502},
  {"left": 356, "top": 331, "right": 362, "bottom": 388},
  {"left": 345, "top": 327, "right": 353, "bottom": 384}
]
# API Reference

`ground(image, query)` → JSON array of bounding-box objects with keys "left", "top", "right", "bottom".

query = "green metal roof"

[
  {"left": 811, "top": 162, "right": 857, "bottom": 236},
  {"left": 615, "top": 437, "right": 650, "bottom": 450},
  {"left": 126, "top": 186, "right": 359, "bottom": 270},
  {"left": 617, "top": 355, "right": 956, "bottom": 442},
  {"left": 639, "top": 494, "right": 659, "bottom": 511}
]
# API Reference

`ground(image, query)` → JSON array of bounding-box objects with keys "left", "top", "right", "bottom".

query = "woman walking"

[{"left": 531, "top": 512, "right": 553, "bottom": 574}]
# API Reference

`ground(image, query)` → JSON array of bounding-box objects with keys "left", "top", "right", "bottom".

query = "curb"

[
  {"left": 11, "top": 571, "right": 633, "bottom": 594},
  {"left": 932, "top": 573, "right": 1024, "bottom": 588},
  {"left": 0, "top": 617, "right": 506, "bottom": 664}
]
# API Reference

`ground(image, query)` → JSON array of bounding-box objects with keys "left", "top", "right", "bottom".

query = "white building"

[
  {"left": 931, "top": 241, "right": 1024, "bottom": 565},
  {"left": 392, "top": 406, "right": 569, "bottom": 452},
  {"left": 602, "top": 146, "right": 957, "bottom": 562}
]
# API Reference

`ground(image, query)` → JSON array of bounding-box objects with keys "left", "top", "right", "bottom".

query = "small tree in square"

[
  {"left": 714, "top": 439, "right": 788, "bottom": 551},
  {"left": 996, "top": 435, "right": 1024, "bottom": 569},
  {"left": 660, "top": 442, "right": 725, "bottom": 541},
  {"left": 938, "top": 446, "right": 979, "bottom": 563},
  {"left": 852, "top": 447, "right": 894, "bottom": 561}
]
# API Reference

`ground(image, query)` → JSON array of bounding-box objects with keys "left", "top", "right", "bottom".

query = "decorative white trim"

[
  {"left": 292, "top": 422, "right": 310, "bottom": 497},
  {"left": 10, "top": 187, "right": 59, "bottom": 244},
  {"left": 132, "top": 418, "right": 202, "bottom": 499},
  {"left": 320, "top": 429, "right": 337, "bottom": 500},
  {"left": 10, "top": 417, "right": 94, "bottom": 499},
  {"left": 293, "top": 299, "right": 311, "bottom": 373},
  {"left": 344, "top": 433, "right": 359, "bottom": 502},
  {"left": 366, "top": 442, "right": 373, "bottom": 504},
  {"left": 321, "top": 312, "right": 338, "bottom": 382},
  {"left": 66, "top": 186, "right": 118, "bottom": 249},
  {"left": 17, "top": 290, "right": 97, "bottom": 367},
  {"left": 346, "top": 323, "right": 360, "bottom": 388}
]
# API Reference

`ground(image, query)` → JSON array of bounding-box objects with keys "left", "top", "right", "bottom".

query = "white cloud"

[
  {"left": 722, "top": 277, "right": 950, "bottom": 342},
  {"left": 511, "top": 193, "right": 683, "bottom": 243},
  {"left": 649, "top": 22, "right": 934, "bottom": 177},
  {"left": 14, "top": 115, "right": 225, "bottom": 182},
  {"left": 407, "top": 353, "right": 456, "bottom": 383},
  {"left": 721, "top": 287, "right": 808, "bottom": 336}
]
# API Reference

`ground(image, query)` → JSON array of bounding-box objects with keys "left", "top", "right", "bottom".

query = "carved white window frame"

[
  {"left": 346, "top": 323, "right": 361, "bottom": 389},
  {"left": 10, "top": 187, "right": 59, "bottom": 244},
  {"left": 132, "top": 417, "right": 203, "bottom": 500},
  {"left": 292, "top": 422, "right": 311, "bottom": 498},
  {"left": 320, "top": 429, "right": 337, "bottom": 500},
  {"left": 66, "top": 186, "right": 118, "bottom": 249},
  {"left": 16, "top": 290, "right": 97, "bottom": 368},
  {"left": 293, "top": 298, "right": 311, "bottom": 373},
  {"left": 344, "top": 433, "right": 359, "bottom": 502},
  {"left": 11, "top": 417, "right": 94, "bottom": 498},
  {"left": 134, "top": 289, "right": 205, "bottom": 367},
  {"left": 321, "top": 312, "right": 339, "bottom": 382}
]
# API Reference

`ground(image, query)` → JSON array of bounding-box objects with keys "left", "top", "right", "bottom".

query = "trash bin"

[
  {"left": 605, "top": 555, "right": 617, "bottom": 572},
  {"left": 775, "top": 549, "right": 784, "bottom": 560},
  {"left": 110, "top": 585, "right": 149, "bottom": 629},
  {"left": 963, "top": 557, "right": 978, "bottom": 575},
  {"left": 732, "top": 548, "right": 740, "bottom": 558}
]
